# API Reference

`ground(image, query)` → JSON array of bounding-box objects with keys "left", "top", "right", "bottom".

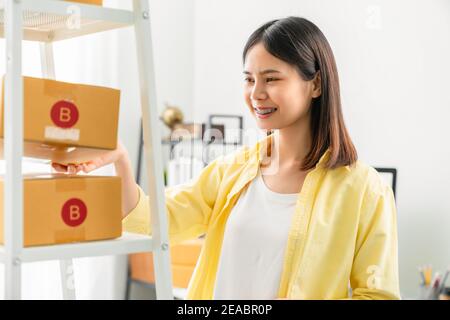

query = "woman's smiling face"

[{"left": 243, "top": 43, "right": 321, "bottom": 131}]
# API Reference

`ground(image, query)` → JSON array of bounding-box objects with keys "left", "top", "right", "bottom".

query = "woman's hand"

[
  {"left": 51, "top": 140, "right": 128, "bottom": 174},
  {"left": 51, "top": 140, "right": 139, "bottom": 218}
]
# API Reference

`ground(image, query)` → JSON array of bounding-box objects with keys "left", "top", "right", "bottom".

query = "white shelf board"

[
  {"left": 0, "top": 0, "right": 134, "bottom": 42},
  {"left": 0, "top": 232, "right": 153, "bottom": 263}
]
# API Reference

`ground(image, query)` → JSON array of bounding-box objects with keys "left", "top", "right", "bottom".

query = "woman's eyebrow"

[{"left": 243, "top": 69, "right": 281, "bottom": 75}]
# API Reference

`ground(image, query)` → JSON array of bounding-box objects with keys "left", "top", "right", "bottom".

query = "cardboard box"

[
  {"left": 130, "top": 238, "right": 204, "bottom": 288},
  {"left": 0, "top": 76, "right": 120, "bottom": 161},
  {"left": 0, "top": 174, "right": 122, "bottom": 247},
  {"left": 68, "top": 0, "right": 103, "bottom": 5}
]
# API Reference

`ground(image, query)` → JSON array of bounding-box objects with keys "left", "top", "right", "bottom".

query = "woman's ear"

[{"left": 311, "top": 72, "right": 321, "bottom": 98}]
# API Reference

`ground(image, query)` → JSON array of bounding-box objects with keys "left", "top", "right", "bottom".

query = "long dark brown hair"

[{"left": 243, "top": 16, "right": 357, "bottom": 170}]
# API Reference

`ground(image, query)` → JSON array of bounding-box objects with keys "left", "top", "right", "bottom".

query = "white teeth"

[{"left": 255, "top": 108, "right": 277, "bottom": 115}]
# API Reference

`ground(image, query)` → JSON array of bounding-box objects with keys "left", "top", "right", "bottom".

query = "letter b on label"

[
  {"left": 62, "top": 198, "right": 87, "bottom": 227},
  {"left": 51, "top": 100, "right": 79, "bottom": 128}
]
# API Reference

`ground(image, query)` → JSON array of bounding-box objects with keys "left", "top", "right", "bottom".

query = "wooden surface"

[{"left": 129, "top": 238, "right": 204, "bottom": 288}]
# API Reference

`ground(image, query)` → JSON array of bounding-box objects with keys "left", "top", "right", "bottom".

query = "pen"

[
  {"left": 431, "top": 272, "right": 440, "bottom": 288},
  {"left": 439, "top": 267, "right": 449, "bottom": 294},
  {"left": 425, "top": 265, "right": 433, "bottom": 286},
  {"left": 418, "top": 267, "right": 426, "bottom": 285},
  {"left": 424, "top": 266, "right": 429, "bottom": 286}
]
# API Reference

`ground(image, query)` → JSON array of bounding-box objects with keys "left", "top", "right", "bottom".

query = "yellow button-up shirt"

[{"left": 122, "top": 134, "right": 401, "bottom": 300}]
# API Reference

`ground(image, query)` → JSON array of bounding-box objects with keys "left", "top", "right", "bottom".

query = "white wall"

[
  {"left": 192, "top": 0, "right": 450, "bottom": 298},
  {"left": 115, "top": 0, "right": 196, "bottom": 169}
]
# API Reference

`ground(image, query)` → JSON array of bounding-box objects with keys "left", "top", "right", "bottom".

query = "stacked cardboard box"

[
  {"left": 0, "top": 76, "right": 120, "bottom": 164},
  {"left": 0, "top": 76, "right": 122, "bottom": 246},
  {"left": 0, "top": 174, "right": 122, "bottom": 246}
]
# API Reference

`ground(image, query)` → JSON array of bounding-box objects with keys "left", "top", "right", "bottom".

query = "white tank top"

[{"left": 213, "top": 167, "right": 299, "bottom": 299}]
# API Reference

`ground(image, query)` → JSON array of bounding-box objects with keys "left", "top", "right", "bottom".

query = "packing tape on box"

[
  {"left": 42, "top": 79, "right": 81, "bottom": 142},
  {"left": 43, "top": 78, "right": 77, "bottom": 101},
  {"left": 54, "top": 227, "right": 86, "bottom": 243},
  {"left": 54, "top": 175, "right": 87, "bottom": 192}
]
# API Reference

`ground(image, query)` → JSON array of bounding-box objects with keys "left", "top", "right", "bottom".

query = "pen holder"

[{"left": 418, "top": 284, "right": 440, "bottom": 300}]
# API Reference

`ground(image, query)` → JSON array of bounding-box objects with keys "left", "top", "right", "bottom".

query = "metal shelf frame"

[{"left": 0, "top": 0, "right": 173, "bottom": 300}]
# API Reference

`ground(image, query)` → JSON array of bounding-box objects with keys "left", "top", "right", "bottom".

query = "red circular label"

[
  {"left": 61, "top": 198, "right": 87, "bottom": 227},
  {"left": 50, "top": 100, "right": 79, "bottom": 128}
]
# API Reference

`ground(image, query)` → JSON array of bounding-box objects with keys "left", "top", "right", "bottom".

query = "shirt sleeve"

[
  {"left": 121, "top": 155, "right": 225, "bottom": 246},
  {"left": 347, "top": 179, "right": 401, "bottom": 300}
]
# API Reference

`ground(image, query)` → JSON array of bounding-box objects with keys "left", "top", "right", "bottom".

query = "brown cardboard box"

[
  {"left": 130, "top": 238, "right": 204, "bottom": 288},
  {"left": 68, "top": 0, "right": 103, "bottom": 5},
  {"left": 0, "top": 76, "right": 120, "bottom": 162},
  {"left": 0, "top": 174, "right": 122, "bottom": 247}
]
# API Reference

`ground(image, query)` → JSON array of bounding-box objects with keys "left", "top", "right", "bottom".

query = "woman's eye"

[
  {"left": 244, "top": 78, "right": 254, "bottom": 83},
  {"left": 266, "top": 77, "right": 278, "bottom": 82}
]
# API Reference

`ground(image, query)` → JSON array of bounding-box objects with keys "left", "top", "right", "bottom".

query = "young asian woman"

[{"left": 53, "top": 16, "right": 400, "bottom": 300}]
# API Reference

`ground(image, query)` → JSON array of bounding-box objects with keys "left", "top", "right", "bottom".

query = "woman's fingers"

[
  {"left": 52, "top": 161, "right": 98, "bottom": 174},
  {"left": 68, "top": 164, "right": 77, "bottom": 174},
  {"left": 52, "top": 163, "right": 68, "bottom": 172},
  {"left": 52, "top": 163, "right": 82, "bottom": 174},
  {"left": 51, "top": 148, "right": 120, "bottom": 174}
]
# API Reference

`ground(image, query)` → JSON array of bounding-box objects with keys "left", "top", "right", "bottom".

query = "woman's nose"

[{"left": 250, "top": 83, "right": 268, "bottom": 100}]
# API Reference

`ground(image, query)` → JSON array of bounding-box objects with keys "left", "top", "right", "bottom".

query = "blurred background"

[{"left": 0, "top": 0, "right": 449, "bottom": 300}]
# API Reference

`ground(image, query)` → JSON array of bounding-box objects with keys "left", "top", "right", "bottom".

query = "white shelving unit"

[{"left": 0, "top": 0, "right": 174, "bottom": 300}]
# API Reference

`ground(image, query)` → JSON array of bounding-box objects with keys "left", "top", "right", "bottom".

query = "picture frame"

[
  {"left": 207, "top": 114, "right": 243, "bottom": 145},
  {"left": 374, "top": 167, "right": 398, "bottom": 199}
]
